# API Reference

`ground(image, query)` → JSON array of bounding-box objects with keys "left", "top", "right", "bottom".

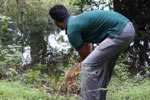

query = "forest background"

[{"left": 0, "top": 0, "right": 150, "bottom": 100}]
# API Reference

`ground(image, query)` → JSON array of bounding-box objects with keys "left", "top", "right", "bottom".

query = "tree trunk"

[{"left": 113, "top": 0, "right": 150, "bottom": 75}]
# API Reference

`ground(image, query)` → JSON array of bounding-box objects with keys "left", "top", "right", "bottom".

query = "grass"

[
  {"left": 0, "top": 76, "right": 150, "bottom": 100},
  {"left": 107, "top": 77, "right": 150, "bottom": 100},
  {"left": 0, "top": 80, "right": 52, "bottom": 100}
]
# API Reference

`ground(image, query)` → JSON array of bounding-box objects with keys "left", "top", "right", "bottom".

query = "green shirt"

[{"left": 66, "top": 10, "right": 129, "bottom": 49}]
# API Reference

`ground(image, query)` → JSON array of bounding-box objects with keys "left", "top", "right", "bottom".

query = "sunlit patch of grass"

[
  {"left": 0, "top": 76, "right": 150, "bottom": 100},
  {"left": 107, "top": 77, "right": 150, "bottom": 100},
  {"left": 0, "top": 80, "right": 52, "bottom": 100},
  {"left": 0, "top": 80, "right": 79, "bottom": 100}
]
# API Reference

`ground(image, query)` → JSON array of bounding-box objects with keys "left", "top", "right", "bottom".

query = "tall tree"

[
  {"left": 113, "top": 0, "right": 150, "bottom": 75},
  {"left": 70, "top": 0, "right": 150, "bottom": 75},
  {"left": 0, "top": 0, "right": 78, "bottom": 74},
  {"left": 1, "top": 0, "right": 58, "bottom": 65},
  {"left": 71, "top": 0, "right": 113, "bottom": 13}
]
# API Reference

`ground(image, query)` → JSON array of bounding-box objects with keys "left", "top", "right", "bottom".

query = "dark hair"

[{"left": 49, "top": 5, "right": 69, "bottom": 21}]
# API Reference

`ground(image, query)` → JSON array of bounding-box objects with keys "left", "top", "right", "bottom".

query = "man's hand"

[
  {"left": 77, "top": 43, "right": 92, "bottom": 60},
  {"left": 66, "top": 62, "right": 81, "bottom": 81},
  {"left": 76, "top": 87, "right": 81, "bottom": 95}
]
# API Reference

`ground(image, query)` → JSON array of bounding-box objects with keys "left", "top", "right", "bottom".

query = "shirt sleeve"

[{"left": 67, "top": 32, "right": 84, "bottom": 49}]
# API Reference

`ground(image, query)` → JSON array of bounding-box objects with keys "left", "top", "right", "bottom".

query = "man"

[{"left": 49, "top": 5, "right": 135, "bottom": 100}]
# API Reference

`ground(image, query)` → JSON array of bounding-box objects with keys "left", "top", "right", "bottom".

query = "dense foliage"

[
  {"left": 0, "top": 0, "right": 150, "bottom": 99},
  {"left": 0, "top": 0, "right": 78, "bottom": 76},
  {"left": 0, "top": 15, "right": 21, "bottom": 78},
  {"left": 72, "top": 0, "right": 150, "bottom": 76},
  {"left": 114, "top": 0, "right": 150, "bottom": 75}
]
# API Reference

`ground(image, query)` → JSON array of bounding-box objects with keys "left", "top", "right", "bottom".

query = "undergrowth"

[
  {"left": 107, "top": 76, "right": 150, "bottom": 100},
  {"left": 0, "top": 75, "right": 150, "bottom": 100},
  {"left": 0, "top": 80, "right": 52, "bottom": 100}
]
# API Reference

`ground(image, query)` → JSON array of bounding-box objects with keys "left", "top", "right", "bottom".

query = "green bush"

[
  {"left": 23, "top": 69, "right": 40, "bottom": 84},
  {"left": 114, "top": 54, "right": 129, "bottom": 80},
  {"left": 114, "top": 62, "right": 129, "bottom": 80},
  {"left": 0, "top": 45, "right": 21, "bottom": 78},
  {"left": 0, "top": 15, "right": 22, "bottom": 79}
]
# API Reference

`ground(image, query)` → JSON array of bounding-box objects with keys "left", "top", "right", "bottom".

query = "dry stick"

[
  {"left": 55, "top": 63, "right": 81, "bottom": 100},
  {"left": 55, "top": 80, "right": 65, "bottom": 100}
]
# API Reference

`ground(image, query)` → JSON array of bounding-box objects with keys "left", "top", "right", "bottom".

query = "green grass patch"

[
  {"left": 107, "top": 77, "right": 150, "bottom": 100},
  {"left": 0, "top": 80, "right": 52, "bottom": 100},
  {"left": 0, "top": 76, "right": 150, "bottom": 100}
]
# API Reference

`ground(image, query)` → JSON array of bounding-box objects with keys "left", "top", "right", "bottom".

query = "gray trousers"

[{"left": 81, "top": 22, "right": 135, "bottom": 100}]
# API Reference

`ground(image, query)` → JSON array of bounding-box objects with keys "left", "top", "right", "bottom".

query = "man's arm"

[{"left": 77, "top": 43, "right": 93, "bottom": 60}]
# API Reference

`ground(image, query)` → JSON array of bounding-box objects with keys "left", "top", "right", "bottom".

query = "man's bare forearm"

[{"left": 77, "top": 43, "right": 93, "bottom": 60}]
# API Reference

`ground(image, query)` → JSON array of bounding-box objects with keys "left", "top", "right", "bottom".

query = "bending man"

[{"left": 49, "top": 5, "right": 135, "bottom": 100}]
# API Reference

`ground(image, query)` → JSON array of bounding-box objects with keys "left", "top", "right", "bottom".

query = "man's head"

[{"left": 49, "top": 5, "right": 69, "bottom": 30}]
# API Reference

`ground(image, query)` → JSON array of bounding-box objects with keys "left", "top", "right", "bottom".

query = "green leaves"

[
  {"left": 0, "top": 44, "right": 22, "bottom": 78},
  {"left": 0, "top": 16, "right": 11, "bottom": 29}
]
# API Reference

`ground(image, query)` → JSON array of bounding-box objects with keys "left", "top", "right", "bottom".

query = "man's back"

[{"left": 67, "top": 10, "right": 129, "bottom": 49}]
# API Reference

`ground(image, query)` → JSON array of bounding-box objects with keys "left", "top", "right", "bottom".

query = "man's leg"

[
  {"left": 81, "top": 22, "right": 135, "bottom": 100},
  {"left": 97, "top": 54, "right": 119, "bottom": 100},
  {"left": 81, "top": 39, "right": 121, "bottom": 100},
  {"left": 81, "top": 54, "right": 119, "bottom": 100}
]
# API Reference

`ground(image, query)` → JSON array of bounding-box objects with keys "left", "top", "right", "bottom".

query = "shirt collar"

[{"left": 64, "top": 15, "right": 70, "bottom": 34}]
